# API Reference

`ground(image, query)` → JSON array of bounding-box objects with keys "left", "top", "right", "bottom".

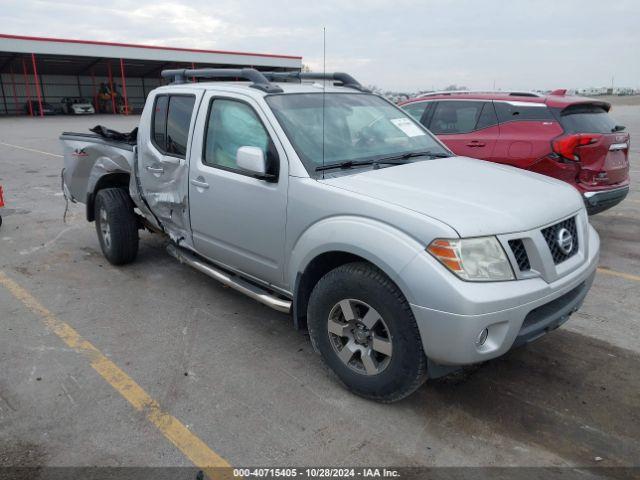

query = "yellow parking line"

[
  {"left": 597, "top": 267, "right": 640, "bottom": 283},
  {"left": 0, "top": 141, "right": 63, "bottom": 158},
  {"left": 0, "top": 271, "right": 231, "bottom": 479}
]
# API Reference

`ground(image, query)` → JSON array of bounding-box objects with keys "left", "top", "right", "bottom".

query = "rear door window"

[
  {"left": 152, "top": 94, "right": 196, "bottom": 158},
  {"left": 557, "top": 105, "right": 618, "bottom": 134},
  {"left": 429, "top": 101, "right": 485, "bottom": 134},
  {"left": 152, "top": 95, "right": 169, "bottom": 149},
  {"left": 475, "top": 102, "right": 499, "bottom": 130},
  {"left": 494, "top": 102, "right": 554, "bottom": 123},
  {"left": 166, "top": 96, "right": 196, "bottom": 157}
]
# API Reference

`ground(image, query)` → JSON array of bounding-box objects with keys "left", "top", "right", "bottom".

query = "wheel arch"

[
  {"left": 290, "top": 217, "right": 425, "bottom": 330},
  {"left": 87, "top": 172, "right": 130, "bottom": 222}
]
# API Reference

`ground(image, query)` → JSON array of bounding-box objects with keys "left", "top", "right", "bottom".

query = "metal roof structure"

[
  {"left": 0, "top": 33, "right": 302, "bottom": 77},
  {"left": 0, "top": 34, "right": 302, "bottom": 116}
]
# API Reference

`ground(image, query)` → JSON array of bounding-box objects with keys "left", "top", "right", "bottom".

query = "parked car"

[
  {"left": 24, "top": 100, "right": 56, "bottom": 115},
  {"left": 61, "top": 69, "right": 599, "bottom": 402},
  {"left": 61, "top": 97, "right": 95, "bottom": 115},
  {"left": 400, "top": 90, "right": 630, "bottom": 214}
]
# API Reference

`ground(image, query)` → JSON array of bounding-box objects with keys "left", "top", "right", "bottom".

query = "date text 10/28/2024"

[{"left": 232, "top": 468, "right": 401, "bottom": 478}]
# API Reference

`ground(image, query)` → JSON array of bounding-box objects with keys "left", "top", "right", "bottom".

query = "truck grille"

[
  {"left": 508, "top": 239, "right": 530, "bottom": 271},
  {"left": 541, "top": 217, "right": 579, "bottom": 265}
]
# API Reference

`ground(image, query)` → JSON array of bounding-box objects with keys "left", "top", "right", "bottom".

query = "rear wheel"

[
  {"left": 94, "top": 188, "right": 139, "bottom": 265},
  {"left": 308, "top": 262, "right": 428, "bottom": 402}
]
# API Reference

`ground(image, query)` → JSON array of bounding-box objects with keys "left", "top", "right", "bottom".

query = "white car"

[{"left": 61, "top": 97, "right": 95, "bottom": 115}]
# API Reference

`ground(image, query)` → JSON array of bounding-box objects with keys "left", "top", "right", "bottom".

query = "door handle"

[
  {"left": 159, "top": 157, "right": 180, "bottom": 166},
  {"left": 146, "top": 165, "right": 164, "bottom": 173},
  {"left": 190, "top": 179, "right": 210, "bottom": 189},
  {"left": 466, "top": 141, "right": 486, "bottom": 147}
]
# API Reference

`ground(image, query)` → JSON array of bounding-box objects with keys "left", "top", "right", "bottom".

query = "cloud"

[{"left": 1, "top": 0, "right": 639, "bottom": 91}]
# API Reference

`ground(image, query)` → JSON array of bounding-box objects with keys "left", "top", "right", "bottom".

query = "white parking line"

[{"left": 0, "top": 141, "right": 63, "bottom": 158}]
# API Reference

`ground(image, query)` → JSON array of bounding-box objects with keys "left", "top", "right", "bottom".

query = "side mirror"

[{"left": 237, "top": 146, "right": 267, "bottom": 176}]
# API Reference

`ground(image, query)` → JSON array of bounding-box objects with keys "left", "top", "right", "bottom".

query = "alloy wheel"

[
  {"left": 327, "top": 299, "right": 393, "bottom": 375},
  {"left": 99, "top": 207, "right": 111, "bottom": 250}
]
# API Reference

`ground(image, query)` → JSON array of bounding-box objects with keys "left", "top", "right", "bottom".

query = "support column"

[
  {"left": 22, "top": 58, "right": 33, "bottom": 116},
  {"left": 107, "top": 62, "right": 116, "bottom": 114},
  {"left": 119, "top": 58, "right": 129, "bottom": 115},
  {"left": 9, "top": 66, "right": 18, "bottom": 115},
  {"left": 31, "top": 53, "right": 44, "bottom": 117},
  {"left": 91, "top": 69, "right": 98, "bottom": 112},
  {"left": 0, "top": 73, "right": 8, "bottom": 115}
]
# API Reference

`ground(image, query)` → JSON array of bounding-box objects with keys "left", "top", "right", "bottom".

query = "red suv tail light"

[{"left": 552, "top": 134, "right": 601, "bottom": 160}]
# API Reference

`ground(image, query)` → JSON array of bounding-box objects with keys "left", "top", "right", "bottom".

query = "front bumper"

[
  {"left": 408, "top": 224, "right": 599, "bottom": 366},
  {"left": 583, "top": 185, "right": 629, "bottom": 215}
]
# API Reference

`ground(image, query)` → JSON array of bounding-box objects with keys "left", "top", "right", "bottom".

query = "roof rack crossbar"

[
  {"left": 262, "top": 71, "right": 369, "bottom": 92},
  {"left": 160, "top": 68, "right": 284, "bottom": 93}
]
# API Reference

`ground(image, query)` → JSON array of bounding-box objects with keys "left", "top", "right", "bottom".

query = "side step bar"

[{"left": 167, "top": 244, "right": 292, "bottom": 313}]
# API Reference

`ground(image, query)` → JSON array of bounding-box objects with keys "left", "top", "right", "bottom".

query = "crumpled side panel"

[
  {"left": 135, "top": 154, "right": 192, "bottom": 247},
  {"left": 60, "top": 134, "right": 161, "bottom": 232},
  {"left": 135, "top": 91, "right": 194, "bottom": 249}
]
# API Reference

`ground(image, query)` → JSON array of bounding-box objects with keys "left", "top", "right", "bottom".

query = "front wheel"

[
  {"left": 94, "top": 188, "right": 139, "bottom": 265},
  {"left": 308, "top": 262, "right": 427, "bottom": 402}
]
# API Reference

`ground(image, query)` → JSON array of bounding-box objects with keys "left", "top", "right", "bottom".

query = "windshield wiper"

[
  {"left": 381, "top": 151, "right": 452, "bottom": 161},
  {"left": 315, "top": 158, "right": 406, "bottom": 172},
  {"left": 315, "top": 151, "right": 451, "bottom": 172}
]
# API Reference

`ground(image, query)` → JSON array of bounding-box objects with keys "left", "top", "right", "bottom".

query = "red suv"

[{"left": 400, "top": 90, "right": 630, "bottom": 214}]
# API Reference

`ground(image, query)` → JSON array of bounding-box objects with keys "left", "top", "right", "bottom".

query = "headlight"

[{"left": 427, "top": 237, "right": 514, "bottom": 281}]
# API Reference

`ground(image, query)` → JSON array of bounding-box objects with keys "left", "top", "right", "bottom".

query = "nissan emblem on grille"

[
  {"left": 541, "top": 217, "right": 579, "bottom": 265},
  {"left": 556, "top": 228, "right": 573, "bottom": 255}
]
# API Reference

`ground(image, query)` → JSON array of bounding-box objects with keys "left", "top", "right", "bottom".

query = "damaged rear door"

[{"left": 137, "top": 91, "right": 200, "bottom": 244}]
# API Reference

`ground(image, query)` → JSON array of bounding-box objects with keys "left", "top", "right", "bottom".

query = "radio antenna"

[{"left": 322, "top": 27, "right": 326, "bottom": 179}]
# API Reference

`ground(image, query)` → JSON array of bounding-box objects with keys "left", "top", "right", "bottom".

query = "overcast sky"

[{"left": 2, "top": 0, "right": 639, "bottom": 91}]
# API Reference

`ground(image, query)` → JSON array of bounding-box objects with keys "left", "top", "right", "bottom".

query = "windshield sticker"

[{"left": 390, "top": 118, "right": 425, "bottom": 137}]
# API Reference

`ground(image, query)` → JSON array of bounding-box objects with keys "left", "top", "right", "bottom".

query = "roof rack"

[
  {"left": 418, "top": 90, "right": 543, "bottom": 98},
  {"left": 160, "top": 68, "right": 284, "bottom": 93},
  {"left": 160, "top": 68, "right": 368, "bottom": 93},
  {"left": 261, "top": 71, "right": 369, "bottom": 92}
]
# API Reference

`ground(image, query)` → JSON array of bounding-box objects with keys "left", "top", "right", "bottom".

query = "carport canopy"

[{"left": 0, "top": 34, "right": 302, "bottom": 116}]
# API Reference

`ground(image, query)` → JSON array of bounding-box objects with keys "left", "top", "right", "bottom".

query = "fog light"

[{"left": 476, "top": 328, "right": 489, "bottom": 346}]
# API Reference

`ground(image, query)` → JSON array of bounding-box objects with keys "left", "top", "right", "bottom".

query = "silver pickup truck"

[{"left": 61, "top": 69, "right": 599, "bottom": 402}]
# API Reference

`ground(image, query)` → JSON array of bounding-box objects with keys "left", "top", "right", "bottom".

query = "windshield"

[{"left": 266, "top": 93, "right": 449, "bottom": 173}]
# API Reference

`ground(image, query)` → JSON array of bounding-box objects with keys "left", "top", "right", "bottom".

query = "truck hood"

[{"left": 320, "top": 156, "right": 584, "bottom": 237}]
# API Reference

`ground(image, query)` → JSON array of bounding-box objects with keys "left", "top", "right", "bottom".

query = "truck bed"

[{"left": 60, "top": 132, "right": 136, "bottom": 204}]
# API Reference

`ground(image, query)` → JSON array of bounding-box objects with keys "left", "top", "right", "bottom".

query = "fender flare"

[
  {"left": 288, "top": 216, "right": 426, "bottom": 313},
  {"left": 85, "top": 156, "right": 131, "bottom": 221}
]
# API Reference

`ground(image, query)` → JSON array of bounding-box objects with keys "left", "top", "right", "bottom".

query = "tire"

[
  {"left": 308, "top": 262, "right": 427, "bottom": 403},
  {"left": 94, "top": 188, "right": 139, "bottom": 265}
]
